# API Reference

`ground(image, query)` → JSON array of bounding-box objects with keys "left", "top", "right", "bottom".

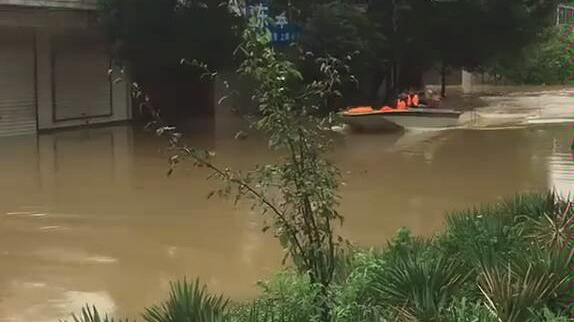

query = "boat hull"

[
  {"left": 380, "top": 108, "right": 462, "bottom": 130},
  {"left": 339, "top": 113, "right": 401, "bottom": 131}
]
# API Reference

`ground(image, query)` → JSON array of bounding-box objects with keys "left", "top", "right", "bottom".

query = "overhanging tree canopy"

[
  {"left": 366, "top": 0, "right": 561, "bottom": 98},
  {"left": 97, "top": 0, "right": 562, "bottom": 106}
]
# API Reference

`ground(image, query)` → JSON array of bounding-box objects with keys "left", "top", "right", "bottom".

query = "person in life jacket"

[
  {"left": 396, "top": 93, "right": 408, "bottom": 110},
  {"left": 408, "top": 91, "right": 420, "bottom": 107}
]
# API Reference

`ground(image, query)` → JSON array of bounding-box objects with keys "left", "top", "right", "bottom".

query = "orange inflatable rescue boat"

[
  {"left": 343, "top": 106, "right": 395, "bottom": 115},
  {"left": 340, "top": 103, "right": 463, "bottom": 131},
  {"left": 339, "top": 105, "right": 402, "bottom": 131}
]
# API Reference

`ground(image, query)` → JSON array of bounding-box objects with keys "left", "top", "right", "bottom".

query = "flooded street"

[{"left": 0, "top": 90, "right": 573, "bottom": 322}]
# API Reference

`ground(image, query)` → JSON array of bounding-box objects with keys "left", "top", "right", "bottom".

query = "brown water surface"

[{"left": 0, "top": 98, "right": 573, "bottom": 321}]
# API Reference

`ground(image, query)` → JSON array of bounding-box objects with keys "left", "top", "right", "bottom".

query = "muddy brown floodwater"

[{"left": 0, "top": 89, "right": 573, "bottom": 322}]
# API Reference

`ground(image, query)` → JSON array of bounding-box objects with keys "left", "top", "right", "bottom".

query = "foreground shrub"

[
  {"left": 440, "top": 205, "right": 524, "bottom": 269},
  {"left": 369, "top": 230, "right": 471, "bottom": 321},
  {"left": 143, "top": 278, "right": 229, "bottom": 322},
  {"left": 443, "top": 297, "right": 497, "bottom": 322},
  {"left": 329, "top": 248, "right": 387, "bottom": 321},
  {"left": 250, "top": 272, "right": 319, "bottom": 321}
]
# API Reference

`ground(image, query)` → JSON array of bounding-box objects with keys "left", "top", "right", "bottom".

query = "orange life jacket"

[
  {"left": 406, "top": 96, "right": 412, "bottom": 107},
  {"left": 412, "top": 94, "right": 420, "bottom": 106},
  {"left": 346, "top": 106, "right": 374, "bottom": 114}
]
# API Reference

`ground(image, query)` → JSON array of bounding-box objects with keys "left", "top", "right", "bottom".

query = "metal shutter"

[
  {"left": 52, "top": 34, "right": 111, "bottom": 121},
  {"left": 0, "top": 30, "right": 36, "bottom": 137}
]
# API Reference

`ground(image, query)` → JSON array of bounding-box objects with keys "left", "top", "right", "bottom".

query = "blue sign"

[
  {"left": 269, "top": 23, "right": 299, "bottom": 45},
  {"left": 247, "top": 2, "right": 299, "bottom": 45}
]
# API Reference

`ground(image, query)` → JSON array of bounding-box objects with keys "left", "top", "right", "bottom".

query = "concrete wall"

[{"left": 423, "top": 67, "right": 501, "bottom": 94}]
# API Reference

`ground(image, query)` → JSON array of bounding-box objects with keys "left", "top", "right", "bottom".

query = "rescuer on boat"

[
  {"left": 394, "top": 91, "right": 421, "bottom": 110},
  {"left": 344, "top": 88, "right": 438, "bottom": 114}
]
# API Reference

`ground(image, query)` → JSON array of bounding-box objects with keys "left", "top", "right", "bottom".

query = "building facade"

[{"left": 0, "top": 0, "right": 130, "bottom": 137}]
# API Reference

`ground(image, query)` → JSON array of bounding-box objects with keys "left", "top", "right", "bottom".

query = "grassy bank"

[{"left": 63, "top": 192, "right": 573, "bottom": 322}]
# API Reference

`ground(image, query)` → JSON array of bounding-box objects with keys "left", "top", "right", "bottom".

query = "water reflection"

[{"left": 0, "top": 119, "right": 572, "bottom": 322}]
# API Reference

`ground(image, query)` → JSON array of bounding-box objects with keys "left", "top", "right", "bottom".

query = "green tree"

[
  {"left": 132, "top": 10, "right": 354, "bottom": 320},
  {"left": 482, "top": 25, "right": 574, "bottom": 85},
  {"left": 97, "top": 0, "right": 242, "bottom": 73},
  {"left": 366, "top": 0, "right": 561, "bottom": 100},
  {"left": 299, "top": 1, "right": 385, "bottom": 107}
]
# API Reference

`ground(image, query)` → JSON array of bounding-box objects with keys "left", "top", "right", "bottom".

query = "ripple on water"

[
  {"left": 56, "top": 290, "right": 116, "bottom": 314},
  {"left": 548, "top": 153, "right": 574, "bottom": 198},
  {"left": 31, "top": 248, "right": 118, "bottom": 265},
  {"left": 0, "top": 282, "right": 115, "bottom": 322},
  {"left": 527, "top": 118, "right": 574, "bottom": 125}
]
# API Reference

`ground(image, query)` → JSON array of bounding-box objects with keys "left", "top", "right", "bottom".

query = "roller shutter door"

[
  {"left": 0, "top": 30, "right": 36, "bottom": 137},
  {"left": 52, "top": 34, "right": 111, "bottom": 121}
]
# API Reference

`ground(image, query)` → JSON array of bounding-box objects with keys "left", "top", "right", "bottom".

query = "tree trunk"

[
  {"left": 369, "top": 67, "right": 385, "bottom": 101},
  {"left": 383, "top": 65, "right": 396, "bottom": 105}
]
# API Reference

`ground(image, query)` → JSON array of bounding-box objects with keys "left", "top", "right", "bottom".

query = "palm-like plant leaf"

[
  {"left": 372, "top": 237, "right": 470, "bottom": 321},
  {"left": 142, "top": 278, "right": 229, "bottom": 322},
  {"left": 60, "top": 305, "right": 133, "bottom": 322},
  {"left": 478, "top": 244, "right": 573, "bottom": 322},
  {"left": 502, "top": 191, "right": 562, "bottom": 222},
  {"left": 521, "top": 200, "right": 573, "bottom": 250},
  {"left": 442, "top": 206, "right": 523, "bottom": 269}
]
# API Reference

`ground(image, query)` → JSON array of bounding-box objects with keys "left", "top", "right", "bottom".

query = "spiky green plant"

[
  {"left": 520, "top": 199, "right": 573, "bottom": 250},
  {"left": 500, "top": 191, "right": 561, "bottom": 222},
  {"left": 511, "top": 244, "right": 573, "bottom": 315},
  {"left": 371, "top": 235, "right": 470, "bottom": 321},
  {"left": 60, "top": 305, "right": 133, "bottom": 322},
  {"left": 441, "top": 205, "right": 524, "bottom": 269},
  {"left": 142, "top": 278, "right": 229, "bottom": 322},
  {"left": 477, "top": 244, "right": 573, "bottom": 322}
]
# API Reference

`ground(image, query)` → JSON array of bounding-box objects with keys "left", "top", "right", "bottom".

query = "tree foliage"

[
  {"left": 481, "top": 25, "right": 574, "bottom": 85},
  {"left": 97, "top": 0, "right": 563, "bottom": 105},
  {"left": 364, "top": 0, "right": 561, "bottom": 97},
  {"left": 299, "top": 1, "right": 384, "bottom": 105},
  {"left": 97, "top": 0, "right": 242, "bottom": 71},
  {"left": 128, "top": 8, "right": 355, "bottom": 320}
]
